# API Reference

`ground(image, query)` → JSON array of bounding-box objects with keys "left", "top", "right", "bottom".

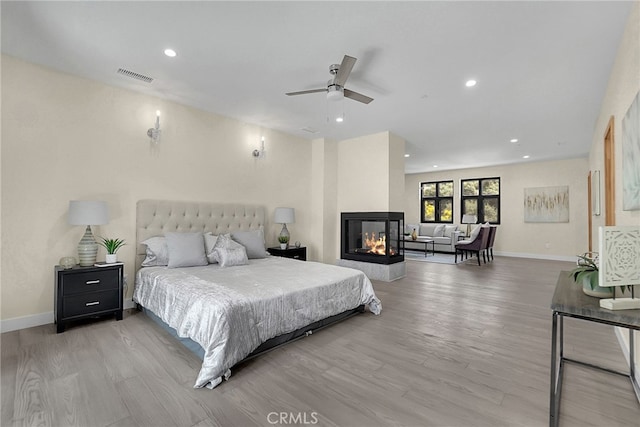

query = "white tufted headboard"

[{"left": 136, "top": 200, "right": 266, "bottom": 272}]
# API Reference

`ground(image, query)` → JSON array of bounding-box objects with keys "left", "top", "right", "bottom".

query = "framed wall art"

[
  {"left": 622, "top": 90, "right": 640, "bottom": 211},
  {"left": 524, "top": 186, "right": 570, "bottom": 223}
]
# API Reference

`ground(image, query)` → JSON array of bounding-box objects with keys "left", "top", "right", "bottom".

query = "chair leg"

[
  {"left": 455, "top": 249, "right": 458, "bottom": 263},
  {"left": 490, "top": 248, "right": 494, "bottom": 260},
  {"left": 476, "top": 251, "right": 481, "bottom": 266}
]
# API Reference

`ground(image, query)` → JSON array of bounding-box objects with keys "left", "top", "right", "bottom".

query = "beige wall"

[
  {"left": 310, "top": 138, "right": 338, "bottom": 263},
  {"left": 589, "top": 0, "right": 640, "bottom": 247},
  {"left": 405, "top": 158, "right": 589, "bottom": 259},
  {"left": 1, "top": 55, "right": 314, "bottom": 322}
]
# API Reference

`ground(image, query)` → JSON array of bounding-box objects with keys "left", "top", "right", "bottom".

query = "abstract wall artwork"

[
  {"left": 524, "top": 186, "right": 570, "bottom": 223},
  {"left": 622, "top": 91, "right": 640, "bottom": 211}
]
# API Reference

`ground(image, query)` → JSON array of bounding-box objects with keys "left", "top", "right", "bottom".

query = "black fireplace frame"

[{"left": 340, "top": 212, "right": 404, "bottom": 265}]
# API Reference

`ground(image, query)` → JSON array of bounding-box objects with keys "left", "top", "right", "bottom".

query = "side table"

[{"left": 267, "top": 246, "right": 307, "bottom": 261}]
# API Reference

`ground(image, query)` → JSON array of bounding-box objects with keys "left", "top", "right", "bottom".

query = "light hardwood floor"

[{"left": 2, "top": 257, "right": 639, "bottom": 427}]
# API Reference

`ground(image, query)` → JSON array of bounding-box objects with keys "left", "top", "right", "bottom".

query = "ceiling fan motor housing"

[{"left": 327, "top": 83, "right": 344, "bottom": 101}]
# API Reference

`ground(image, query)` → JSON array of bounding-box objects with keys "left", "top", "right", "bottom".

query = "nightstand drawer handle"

[
  {"left": 86, "top": 280, "right": 100, "bottom": 285},
  {"left": 85, "top": 301, "right": 100, "bottom": 307}
]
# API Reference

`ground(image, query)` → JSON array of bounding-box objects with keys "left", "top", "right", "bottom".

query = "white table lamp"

[
  {"left": 68, "top": 200, "right": 109, "bottom": 266},
  {"left": 461, "top": 214, "right": 477, "bottom": 237},
  {"left": 274, "top": 207, "right": 295, "bottom": 240}
]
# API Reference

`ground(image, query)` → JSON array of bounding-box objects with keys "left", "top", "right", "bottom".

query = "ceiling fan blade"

[
  {"left": 334, "top": 55, "right": 356, "bottom": 87},
  {"left": 344, "top": 88, "right": 374, "bottom": 104},
  {"left": 286, "top": 88, "right": 327, "bottom": 96}
]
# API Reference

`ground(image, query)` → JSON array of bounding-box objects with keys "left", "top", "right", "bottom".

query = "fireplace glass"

[{"left": 341, "top": 212, "right": 404, "bottom": 265}]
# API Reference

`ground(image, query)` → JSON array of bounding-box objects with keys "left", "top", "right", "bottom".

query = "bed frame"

[{"left": 135, "top": 200, "right": 364, "bottom": 371}]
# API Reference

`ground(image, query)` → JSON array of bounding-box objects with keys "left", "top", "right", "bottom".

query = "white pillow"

[
  {"left": 443, "top": 225, "right": 458, "bottom": 238},
  {"left": 204, "top": 232, "right": 219, "bottom": 264},
  {"left": 433, "top": 224, "right": 446, "bottom": 237},
  {"left": 211, "top": 234, "right": 244, "bottom": 263},
  {"left": 166, "top": 232, "right": 208, "bottom": 268},
  {"left": 469, "top": 224, "right": 482, "bottom": 241},
  {"left": 231, "top": 228, "right": 267, "bottom": 259},
  {"left": 141, "top": 236, "right": 169, "bottom": 266},
  {"left": 215, "top": 246, "right": 249, "bottom": 267}
]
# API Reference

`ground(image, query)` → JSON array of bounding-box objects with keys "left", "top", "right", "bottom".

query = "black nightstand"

[
  {"left": 267, "top": 246, "right": 307, "bottom": 261},
  {"left": 54, "top": 264, "right": 123, "bottom": 333}
]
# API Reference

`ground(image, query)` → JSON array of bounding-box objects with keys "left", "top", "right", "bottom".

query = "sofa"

[{"left": 404, "top": 223, "right": 464, "bottom": 253}]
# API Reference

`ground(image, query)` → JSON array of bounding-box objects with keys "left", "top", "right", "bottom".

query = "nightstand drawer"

[
  {"left": 62, "top": 269, "right": 119, "bottom": 295},
  {"left": 63, "top": 290, "right": 120, "bottom": 317}
]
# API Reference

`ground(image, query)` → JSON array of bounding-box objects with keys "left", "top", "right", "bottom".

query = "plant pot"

[
  {"left": 280, "top": 243, "right": 287, "bottom": 250},
  {"left": 582, "top": 276, "right": 613, "bottom": 298},
  {"left": 105, "top": 254, "right": 118, "bottom": 264}
]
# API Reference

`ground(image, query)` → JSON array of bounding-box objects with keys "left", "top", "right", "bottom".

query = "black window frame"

[
  {"left": 420, "top": 180, "right": 454, "bottom": 223},
  {"left": 460, "top": 177, "right": 501, "bottom": 224}
]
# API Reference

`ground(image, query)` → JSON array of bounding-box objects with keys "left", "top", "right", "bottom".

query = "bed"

[{"left": 133, "top": 200, "right": 381, "bottom": 389}]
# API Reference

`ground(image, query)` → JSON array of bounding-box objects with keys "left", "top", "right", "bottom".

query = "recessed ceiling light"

[
  {"left": 404, "top": 154, "right": 410, "bottom": 158},
  {"left": 510, "top": 138, "right": 519, "bottom": 143},
  {"left": 335, "top": 117, "right": 344, "bottom": 123},
  {"left": 164, "top": 48, "right": 177, "bottom": 57},
  {"left": 523, "top": 155, "right": 530, "bottom": 159},
  {"left": 433, "top": 165, "right": 439, "bottom": 168},
  {"left": 465, "top": 80, "right": 477, "bottom": 87}
]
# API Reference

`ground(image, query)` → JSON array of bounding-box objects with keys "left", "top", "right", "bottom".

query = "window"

[
  {"left": 461, "top": 177, "right": 500, "bottom": 224},
  {"left": 420, "top": 180, "right": 453, "bottom": 223}
]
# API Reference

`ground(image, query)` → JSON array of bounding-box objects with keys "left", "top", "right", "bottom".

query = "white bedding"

[{"left": 133, "top": 256, "right": 381, "bottom": 388}]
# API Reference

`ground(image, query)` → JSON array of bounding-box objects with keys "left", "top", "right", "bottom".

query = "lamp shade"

[
  {"left": 461, "top": 214, "right": 477, "bottom": 224},
  {"left": 274, "top": 207, "right": 295, "bottom": 224},
  {"left": 68, "top": 200, "right": 109, "bottom": 225}
]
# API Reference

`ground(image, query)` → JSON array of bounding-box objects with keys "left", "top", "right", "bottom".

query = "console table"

[{"left": 550, "top": 272, "right": 640, "bottom": 426}]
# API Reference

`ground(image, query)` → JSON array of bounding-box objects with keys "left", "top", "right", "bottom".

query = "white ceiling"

[{"left": 1, "top": 1, "right": 633, "bottom": 173}]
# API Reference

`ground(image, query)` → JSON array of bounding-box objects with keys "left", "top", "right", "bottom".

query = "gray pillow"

[
  {"left": 231, "top": 229, "right": 267, "bottom": 259},
  {"left": 141, "top": 236, "right": 169, "bottom": 266},
  {"left": 166, "top": 232, "right": 208, "bottom": 268},
  {"left": 215, "top": 246, "right": 248, "bottom": 268},
  {"left": 211, "top": 234, "right": 244, "bottom": 263}
]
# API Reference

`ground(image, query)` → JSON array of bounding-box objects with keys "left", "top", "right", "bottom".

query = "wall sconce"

[
  {"left": 147, "top": 110, "right": 161, "bottom": 143},
  {"left": 252, "top": 136, "right": 265, "bottom": 158}
]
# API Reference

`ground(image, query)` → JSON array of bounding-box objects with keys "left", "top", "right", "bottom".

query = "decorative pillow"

[
  {"left": 215, "top": 246, "right": 248, "bottom": 268},
  {"left": 211, "top": 234, "right": 244, "bottom": 263},
  {"left": 231, "top": 228, "right": 267, "bottom": 259},
  {"left": 443, "top": 225, "right": 458, "bottom": 238},
  {"left": 469, "top": 224, "right": 482, "bottom": 241},
  {"left": 165, "top": 232, "right": 208, "bottom": 268},
  {"left": 204, "top": 232, "right": 219, "bottom": 264},
  {"left": 433, "top": 224, "right": 446, "bottom": 237},
  {"left": 141, "top": 236, "right": 169, "bottom": 266}
]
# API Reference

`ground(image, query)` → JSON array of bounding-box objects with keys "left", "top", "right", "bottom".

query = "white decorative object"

[
  {"left": 68, "top": 201, "right": 109, "bottom": 267},
  {"left": 280, "top": 243, "right": 287, "bottom": 250},
  {"left": 147, "top": 110, "right": 161, "bottom": 143},
  {"left": 105, "top": 254, "right": 117, "bottom": 264},
  {"left": 598, "top": 226, "right": 640, "bottom": 310}
]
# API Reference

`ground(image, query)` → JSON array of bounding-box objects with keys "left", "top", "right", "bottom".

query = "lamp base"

[
  {"left": 599, "top": 298, "right": 640, "bottom": 310},
  {"left": 78, "top": 225, "right": 98, "bottom": 267},
  {"left": 279, "top": 224, "right": 290, "bottom": 240}
]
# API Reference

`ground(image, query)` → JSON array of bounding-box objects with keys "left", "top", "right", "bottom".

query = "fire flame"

[{"left": 364, "top": 232, "right": 396, "bottom": 255}]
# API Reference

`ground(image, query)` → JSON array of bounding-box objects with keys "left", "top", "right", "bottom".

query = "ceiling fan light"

[{"left": 327, "top": 86, "right": 344, "bottom": 101}]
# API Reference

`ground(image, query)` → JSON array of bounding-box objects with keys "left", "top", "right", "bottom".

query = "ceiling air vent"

[{"left": 116, "top": 68, "right": 154, "bottom": 83}]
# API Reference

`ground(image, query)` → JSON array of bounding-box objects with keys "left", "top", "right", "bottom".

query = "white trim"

[
  {"left": 614, "top": 327, "right": 640, "bottom": 403},
  {"left": 1, "top": 311, "right": 53, "bottom": 333},
  {"left": 494, "top": 251, "right": 575, "bottom": 262},
  {"left": 1, "top": 300, "right": 136, "bottom": 333}
]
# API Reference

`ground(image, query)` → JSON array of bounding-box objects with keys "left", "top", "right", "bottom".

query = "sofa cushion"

[
  {"left": 433, "top": 224, "right": 446, "bottom": 237},
  {"left": 432, "top": 236, "right": 451, "bottom": 245},
  {"left": 419, "top": 224, "right": 437, "bottom": 236},
  {"left": 443, "top": 225, "right": 458, "bottom": 238}
]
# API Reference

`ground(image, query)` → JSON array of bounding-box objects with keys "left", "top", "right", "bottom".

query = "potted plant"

[
  {"left": 98, "top": 237, "right": 126, "bottom": 263},
  {"left": 569, "top": 253, "right": 612, "bottom": 298},
  {"left": 278, "top": 235, "right": 289, "bottom": 250}
]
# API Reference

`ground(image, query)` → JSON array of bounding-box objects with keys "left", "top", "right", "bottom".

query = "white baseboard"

[
  {"left": 494, "top": 251, "right": 575, "bottom": 262},
  {"left": 1, "top": 300, "right": 136, "bottom": 333},
  {"left": 1, "top": 311, "right": 53, "bottom": 333}
]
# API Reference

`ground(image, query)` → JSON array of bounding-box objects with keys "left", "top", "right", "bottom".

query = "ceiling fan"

[{"left": 285, "top": 55, "right": 374, "bottom": 104}]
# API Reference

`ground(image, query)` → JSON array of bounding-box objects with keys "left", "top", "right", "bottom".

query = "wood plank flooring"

[{"left": 2, "top": 257, "right": 639, "bottom": 426}]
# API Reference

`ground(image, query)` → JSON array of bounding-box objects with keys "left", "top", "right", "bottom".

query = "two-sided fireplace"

[{"left": 340, "top": 212, "right": 404, "bottom": 265}]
